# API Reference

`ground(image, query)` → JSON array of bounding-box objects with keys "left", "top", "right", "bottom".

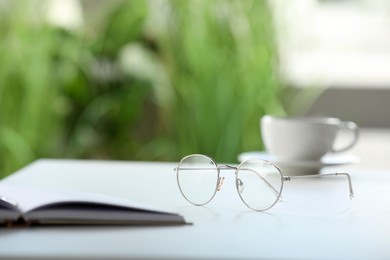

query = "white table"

[{"left": 1, "top": 159, "right": 390, "bottom": 259}]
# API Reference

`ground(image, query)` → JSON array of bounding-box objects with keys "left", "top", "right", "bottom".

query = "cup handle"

[{"left": 331, "top": 121, "right": 359, "bottom": 153}]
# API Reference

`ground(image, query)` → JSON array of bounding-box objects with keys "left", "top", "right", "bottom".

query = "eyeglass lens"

[
  {"left": 236, "top": 159, "right": 283, "bottom": 211},
  {"left": 176, "top": 154, "right": 219, "bottom": 205}
]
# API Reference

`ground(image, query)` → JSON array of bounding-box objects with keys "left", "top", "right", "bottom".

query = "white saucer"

[{"left": 237, "top": 151, "right": 360, "bottom": 175}]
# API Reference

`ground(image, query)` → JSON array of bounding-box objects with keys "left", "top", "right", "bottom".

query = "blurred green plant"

[
  {"left": 0, "top": 0, "right": 153, "bottom": 177},
  {"left": 154, "top": 0, "right": 285, "bottom": 162},
  {"left": 0, "top": 0, "right": 284, "bottom": 178},
  {"left": 0, "top": 1, "right": 80, "bottom": 177}
]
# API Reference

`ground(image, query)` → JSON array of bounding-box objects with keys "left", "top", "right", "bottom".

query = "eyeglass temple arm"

[{"left": 283, "top": 172, "right": 354, "bottom": 199}]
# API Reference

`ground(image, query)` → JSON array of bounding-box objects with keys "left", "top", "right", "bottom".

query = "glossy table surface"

[{"left": 0, "top": 158, "right": 389, "bottom": 259}]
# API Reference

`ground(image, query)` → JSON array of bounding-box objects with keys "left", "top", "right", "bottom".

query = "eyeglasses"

[{"left": 174, "top": 154, "right": 354, "bottom": 212}]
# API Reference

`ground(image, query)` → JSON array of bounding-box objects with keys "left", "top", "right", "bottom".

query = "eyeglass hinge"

[{"left": 283, "top": 176, "right": 291, "bottom": 181}]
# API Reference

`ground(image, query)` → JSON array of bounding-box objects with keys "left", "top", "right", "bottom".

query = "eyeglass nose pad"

[
  {"left": 217, "top": 176, "right": 225, "bottom": 191},
  {"left": 236, "top": 178, "right": 244, "bottom": 194}
]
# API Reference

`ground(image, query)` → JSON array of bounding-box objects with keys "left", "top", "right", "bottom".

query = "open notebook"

[{"left": 0, "top": 183, "right": 187, "bottom": 227}]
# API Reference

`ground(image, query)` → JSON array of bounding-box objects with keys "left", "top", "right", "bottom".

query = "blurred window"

[{"left": 271, "top": 0, "right": 390, "bottom": 88}]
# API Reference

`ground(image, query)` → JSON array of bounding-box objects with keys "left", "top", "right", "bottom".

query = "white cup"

[{"left": 261, "top": 115, "right": 359, "bottom": 161}]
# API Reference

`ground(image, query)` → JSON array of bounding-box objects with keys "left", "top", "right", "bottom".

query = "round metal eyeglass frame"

[{"left": 174, "top": 154, "right": 354, "bottom": 212}]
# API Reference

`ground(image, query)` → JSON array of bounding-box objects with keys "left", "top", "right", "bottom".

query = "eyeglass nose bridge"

[
  {"left": 236, "top": 178, "right": 244, "bottom": 193},
  {"left": 215, "top": 164, "right": 236, "bottom": 192},
  {"left": 217, "top": 176, "right": 225, "bottom": 191}
]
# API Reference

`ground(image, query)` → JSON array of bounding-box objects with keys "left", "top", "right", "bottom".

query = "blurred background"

[{"left": 0, "top": 0, "right": 389, "bottom": 178}]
